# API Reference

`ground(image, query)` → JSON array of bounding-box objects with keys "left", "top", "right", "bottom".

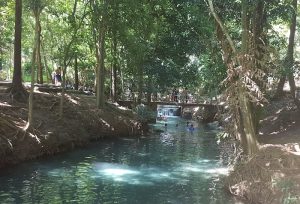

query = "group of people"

[
  {"left": 164, "top": 121, "right": 195, "bottom": 133},
  {"left": 171, "top": 87, "right": 189, "bottom": 103}
]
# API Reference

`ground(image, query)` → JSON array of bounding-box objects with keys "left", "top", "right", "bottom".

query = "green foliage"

[
  {"left": 0, "top": 70, "right": 8, "bottom": 80},
  {"left": 0, "top": 0, "right": 298, "bottom": 106},
  {"left": 198, "top": 53, "right": 227, "bottom": 96},
  {"left": 134, "top": 104, "right": 156, "bottom": 124},
  {"left": 23, "top": 62, "right": 32, "bottom": 75}
]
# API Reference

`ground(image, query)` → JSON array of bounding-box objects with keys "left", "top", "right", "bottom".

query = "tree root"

[
  {"left": 227, "top": 145, "right": 300, "bottom": 204},
  {"left": 6, "top": 85, "right": 28, "bottom": 103}
]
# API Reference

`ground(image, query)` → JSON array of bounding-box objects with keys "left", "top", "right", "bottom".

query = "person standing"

[
  {"left": 173, "top": 88, "right": 178, "bottom": 102},
  {"left": 54, "top": 67, "right": 62, "bottom": 86},
  {"left": 182, "top": 87, "right": 188, "bottom": 103}
]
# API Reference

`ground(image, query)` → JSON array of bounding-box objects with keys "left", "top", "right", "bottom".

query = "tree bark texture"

[
  {"left": 209, "top": 0, "right": 259, "bottom": 155},
  {"left": 28, "top": 34, "right": 37, "bottom": 126},
  {"left": 96, "top": 26, "right": 106, "bottom": 109},
  {"left": 9, "top": 0, "right": 27, "bottom": 101},
  {"left": 35, "top": 13, "right": 43, "bottom": 84}
]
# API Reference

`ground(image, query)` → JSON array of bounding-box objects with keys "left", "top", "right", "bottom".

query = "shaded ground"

[
  {"left": 259, "top": 98, "right": 300, "bottom": 145},
  {"left": 227, "top": 96, "right": 300, "bottom": 204},
  {"left": 0, "top": 87, "right": 143, "bottom": 169}
]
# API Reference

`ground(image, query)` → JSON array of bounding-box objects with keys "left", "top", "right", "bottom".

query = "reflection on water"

[{"left": 0, "top": 117, "right": 244, "bottom": 204}]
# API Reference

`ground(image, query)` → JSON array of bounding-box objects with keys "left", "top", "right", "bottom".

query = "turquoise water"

[{"left": 0, "top": 117, "right": 243, "bottom": 204}]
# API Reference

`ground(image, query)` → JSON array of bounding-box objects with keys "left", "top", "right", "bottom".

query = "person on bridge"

[
  {"left": 172, "top": 88, "right": 178, "bottom": 102},
  {"left": 182, "top": 87, "right": 188, "bottom": 103}
]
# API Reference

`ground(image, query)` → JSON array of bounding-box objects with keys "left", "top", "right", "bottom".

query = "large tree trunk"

[
  {"left": 208, "top": 0, "right": 258, "bottom": 155},
  {"left": 287, "top": 0, "right": 297, "bottom": 101},
  {"left": 35, "top": 13, "right": 43, "bottom": 84},
  {"left": 251, "top": 0, "right": 266, "bottom": 133},
  {"left": 113, "top": 49, "right": 118, "bottom": 101},
  {"left": 96, "top": 26, "right": 106, "bottom": 109},
  {"left": 111, "top": 32, "right": 118, "bottom": 102},
  {"left": 238, "top": 86, "right": 258, "bottom": 155},
  {"left": 8, "top": 0, "right": 27, "bottom": 101},
  {"left": 28, "top": 33, "right": 37, "bottom": 127},
  {"left": 238, "top": 0, "right": 258, "bottom": 155}
]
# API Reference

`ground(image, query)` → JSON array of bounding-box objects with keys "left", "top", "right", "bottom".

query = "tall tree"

[
  {"left": 109, "top": 0, "right": 119, "bottom": 102},
  {"left": 27, "top": 0, "right": 46, "bottom": 84},
  {"left": 208, "top": 0, "right": 260, "bottom": 155},
  {"left": 90, "top": 0, "right": 107, "bottom": 108},
  {"left": 7, "top": 0, "right": 27, "bottom": 101},
  {"left": 275, "top": 0, "right": 299, "bottom": 108}
]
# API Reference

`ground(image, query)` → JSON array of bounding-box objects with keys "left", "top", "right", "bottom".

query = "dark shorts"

[{"left": 55, "top": 74, "right": 62, "bottom": 82}]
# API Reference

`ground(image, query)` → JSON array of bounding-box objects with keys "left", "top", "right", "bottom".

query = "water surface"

[{"left": 0, "top": 117, "right": 243, "bottom": 204}]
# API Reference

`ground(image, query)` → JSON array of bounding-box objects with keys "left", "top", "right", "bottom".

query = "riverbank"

[
  {"left": 0, "top": 90, "right": 143, "bottom": 168},
  {"left": 227, "top": 97, "right": 300, "bottom": 204}
]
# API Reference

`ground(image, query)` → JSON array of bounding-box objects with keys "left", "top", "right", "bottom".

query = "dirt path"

[{"left": 258, "top": 98, "right": 300, "bottom": 145}]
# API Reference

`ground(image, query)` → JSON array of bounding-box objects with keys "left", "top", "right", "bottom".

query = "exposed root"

[{"left": 227, "top": 145, "right": 300, "bottom": 204}]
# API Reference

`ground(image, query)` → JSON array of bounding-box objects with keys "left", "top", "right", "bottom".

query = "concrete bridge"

[{"left": 117, "top": 100, "right": 221, "bottom": 120}]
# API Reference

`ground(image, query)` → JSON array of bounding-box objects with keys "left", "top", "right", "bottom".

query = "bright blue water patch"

[{"left": 0, "top": 118, "right": 245, "bottom": 204}]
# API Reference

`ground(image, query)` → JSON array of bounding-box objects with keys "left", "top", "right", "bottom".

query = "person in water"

[{"left": 189, "top": 123, "right": 195, "bottom": 132}]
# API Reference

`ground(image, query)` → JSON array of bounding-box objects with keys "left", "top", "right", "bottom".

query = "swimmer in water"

[{"left": 189, "top": 124, "right": 195, "bottom": 132}]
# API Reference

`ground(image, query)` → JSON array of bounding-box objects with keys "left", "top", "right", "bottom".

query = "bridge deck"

[{"left": 117, "top": 100, "right": 220, "bottom": 108}]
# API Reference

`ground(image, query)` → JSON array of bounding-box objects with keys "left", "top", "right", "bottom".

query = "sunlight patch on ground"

[
  {"left": 65, "top": 94, "right": 80, "bottom": 105},
  {"left": 28, "top": 132, "right": 41, "bottom": 143},
  {"left": 100, "top": 118, "right": 112, "bottom": 129},
  {"left": 270, "top": 131, "right": 280, "bottom": 135},
  {"left": 0, "top": 102, "right": 11, "bottom": 107},
  {"left": 276, "top": 108, "right": 284, "bottom": 114},
  {"left": 118, "top": 106, "right": 128, "bottom": 110},
  {"left": 112, "top": 102, "right": 129, "bottom": 111},
  {"left": 34, "top": 89, "right": 50, "bottom": 95}
]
